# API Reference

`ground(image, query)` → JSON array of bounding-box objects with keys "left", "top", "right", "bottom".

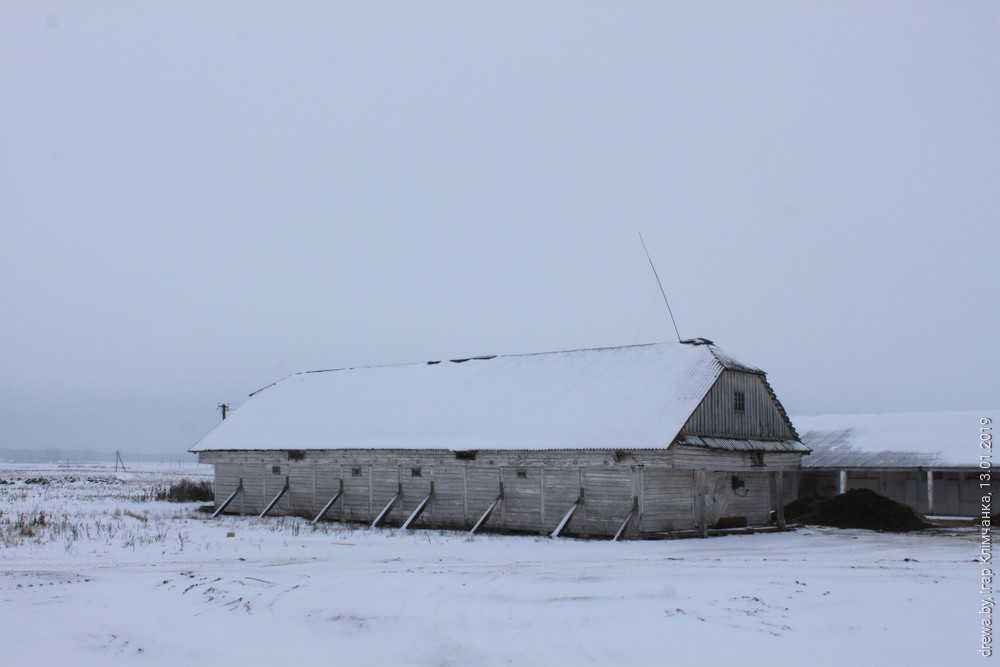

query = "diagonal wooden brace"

[
  {"left": 612, "top": 496, "right": 639, "bottom": 541},
  {"left": 260, "top": 477, "right": 290, "bottom": 517},
  {"left": 470, "top": 496, "right": 502, "bottom": 535},
  {"left": 311, "top": 479, "right": 344, "bottom": 524},
  {"left": 371, "top": 484, "right": 402, "bottom": 528},
  {"left": 401, "top": 482, "right": 434, "bottom": 530},
  {"left": 212, "top": 479, "right": 243, "bottom": 519},
  {"left": 551, "top": 488, "right": 585, "bottom": 538}
]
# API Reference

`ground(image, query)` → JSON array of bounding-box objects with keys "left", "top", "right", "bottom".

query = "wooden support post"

[
  {"left": 371, "top": 484, "right": 402, "bottom": 528},
  {"left": 696, "top": 470, "right": 708, "bottom": 538},
  {"left": 470, "top": 484, "right": 504, "bottom": 535},
  {"left": 499, "top": 471, "right": 506, "bottom": 526},
  {"left": 775, "top": 470, "right": 786, "bottom": 530},
  {"left": 551, "top": 488, "right": 584, "bottom": 538},
  {"left": 838, "top": 469, "right": 847, "bottom": 495},
  {"left": 462, "top": 466, "right": 468, "bottom": 523},
  {"left": 926, "top": 469, "right": 935, "bottom": 515},
  {"left": 637, "top": 466, "right": 645, "bottom": 533},
  {"left": 401, "top": 482, "right": 434, "bottom": 530},
  {"left": 367, "top": 465, "right": 373, "bottom": 517},
  {"left": 311, "top": 479, "right": 344, "bottom": 524},
  {"left": 260, "top": 477, "right": 290, "bottom": 517},
  {"left": 612, "top": 496, "right": 639, "bottom": 542},
  {"left": 539, "top": 467, "right": 546, "bottom": 526},
  {"left": 212, "top": 479, "right": 243, "bottom": 518}
]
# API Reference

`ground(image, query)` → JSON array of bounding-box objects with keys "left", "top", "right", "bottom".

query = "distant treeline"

[{"left": 0, "top": 448, "right": 195, "bottom": 464}]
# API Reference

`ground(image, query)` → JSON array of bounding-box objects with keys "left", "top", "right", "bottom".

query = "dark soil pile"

[
  {"left": 782, "top": 497, "right": 816, "bottom": 522},
  {"left": 784, "top": 488, "right": 930, "bottom": 532}
]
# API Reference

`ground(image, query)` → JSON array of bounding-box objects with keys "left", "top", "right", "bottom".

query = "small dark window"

[
  {"left": 516, "top": 469, "right": 527, "bottom": 479},
  {"left": 454, "top": 450, "right": 477, "bottom": 460},
  {"left": 411, "top": 467, "right": 422, "bottom": 477},
  {"left": 734, "top": 391, "right": 746, "bottom": 412},
  {"left": 352, "top": 467, "right": 362, "bottom": 477},
  {"left": 749, "top": 451, "right": 764, "bottom": 467},
  {"left": 287, "top": 450, "right": 305, "bottom": 461},
  {"left": 272, "top": 465, "right": 282, "bottom": 475}
]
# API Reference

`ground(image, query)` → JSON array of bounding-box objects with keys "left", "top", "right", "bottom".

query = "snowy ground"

[{"left": 0, "top": 464, "right": 981, "bottom": 666}]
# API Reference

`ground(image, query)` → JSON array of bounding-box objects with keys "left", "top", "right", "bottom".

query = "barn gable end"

[{"left": 679, "top": 370, "right": 797, "bottom": 441}]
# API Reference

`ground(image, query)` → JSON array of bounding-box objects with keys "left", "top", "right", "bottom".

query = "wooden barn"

[
  {"left": 792, "top": 411, "right": 990, "bottom": 517},
  {"left": 190, "top": 339, "right": 809, "bottom": 538}
]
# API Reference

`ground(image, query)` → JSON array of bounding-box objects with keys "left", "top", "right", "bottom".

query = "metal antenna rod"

[{"left": 638, "top": 232, "right": 682, "bottom": 343}]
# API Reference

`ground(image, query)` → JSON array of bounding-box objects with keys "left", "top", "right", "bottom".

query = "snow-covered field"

[{"left": 0, "top": 464, "right": 980, "bottom": 666}]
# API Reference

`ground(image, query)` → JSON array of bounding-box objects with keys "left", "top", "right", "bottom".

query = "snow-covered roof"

[
  {"left": 794, "top": 411, "right": 994, "bottom": 469},
  {"left": 191, "top": 341, "right": 775, "bottom": 452}
]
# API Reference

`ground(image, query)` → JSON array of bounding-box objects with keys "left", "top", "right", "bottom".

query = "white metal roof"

[
  {"left": 794, "top": 411, "right": 994, "bottom": 469},
  {"left": 191, "top": 341, "right": 772, "bottom": 452}
]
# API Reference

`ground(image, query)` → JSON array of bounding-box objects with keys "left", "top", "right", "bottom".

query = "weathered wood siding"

[
  {"left": 680, "top": 371, "right": 795, "bottom": 440},
  {"left": 314, "top": 461, "right": 342, "bottom": 518},
  {"left": 639, "top": 468, "right": 695, "bottom": 531},
  {"left": 243, "top": 463, "right": 265, "bottom": 511},
  {"left": 399, "top": 466, "right": 434, "bottom": 524},
  {"left": 371, "top": 464, "right": 401, "bottom": 523},
  {"left": 428, "top": 465, "right": 466, "bottom": 529},
  {"left": 725, "top": 471, "right": 771, "bottom": 525},
  {"left": 214, "top": 462, "right": 244, "bottom": 514},
  {"left": 671, "top": 445, "right": 801, "bottom": 471},
  {"left": 203, "top": 448, "right": 793, "bottom": 536},
  {"left": 501, "top": 465, "right": 541, "bottom": 531},
  {"left": 580, "top": 467, "right": 634, "bottom": 536},
  {"left": 263, "top": 463, "right": 291, "bottom": 514},
  {"left": 466, "top": 466, "right": 502, "bottom": 529},
  {"left": 540, "top": 467, "right": 581, "bottom": 530},
  {"left": 342, "top": 464, "right": 370, "bottom": 521},
  {"left": 288, "top": 464, "right": 313, "bottom": 513}
]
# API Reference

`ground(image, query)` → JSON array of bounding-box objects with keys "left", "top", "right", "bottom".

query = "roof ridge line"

[{"left": 286, "top": 340, "right": 688, "bottom": 380}]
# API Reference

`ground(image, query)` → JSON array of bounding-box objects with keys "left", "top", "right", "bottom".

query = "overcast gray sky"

[{"left": 2, "top": 2, "right": 997, "bottom": 456}]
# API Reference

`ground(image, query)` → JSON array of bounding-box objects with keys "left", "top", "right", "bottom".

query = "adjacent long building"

[
  {"left": 792, "top": 410, "right": 990, "bottom": 517},
  {"left": 190, "top": 339, "right": 809, "bottom": 538}
]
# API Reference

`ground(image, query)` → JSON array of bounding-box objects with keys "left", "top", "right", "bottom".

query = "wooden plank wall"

[
  {"left": 205, "top": 449, "right": 789, "bottom": 536},
  {"left": 341, "top": 464, "right": 371, "bottom": 521},
  {"left": 214, "top": 463, "right": 244, "bottom": 514},
  {"left": 539, "top": 467, "right": 579, "bottom": 529},
  {"left": 243, "top": 464, "right": 264, "bottom": 512},
  {"left": 288, "top": 464, "right": 313, "bottom": 513},
  {"left": 670, "top": 445, "right": 802, "bottom": 471},
  {"left": 726, "top": 472, "right": 770, "bottom": 525},
  {"left": 429, "top": 465, "right": 466, "bottom": 529},
  {"left": 265, "top": 463, "right": 292, "bottom": 514},
  {"left": 502, "top": 466, "right": 542, "bottom": 531},
  {"left": 639, "top": 468, "right": 695, "bottom": 532},
  {"left": 580, "top": 467, "right": 633, "bottom": 536}
]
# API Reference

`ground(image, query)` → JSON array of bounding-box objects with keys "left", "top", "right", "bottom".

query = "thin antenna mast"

[{"left": 638, "top": 232, "right": 682, "bottom": 343}]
